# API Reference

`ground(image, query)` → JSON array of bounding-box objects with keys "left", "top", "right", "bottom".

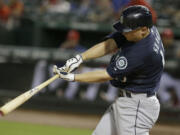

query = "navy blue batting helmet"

[{"left": 113, "top": 5, "right": 153, "bottom": 33}]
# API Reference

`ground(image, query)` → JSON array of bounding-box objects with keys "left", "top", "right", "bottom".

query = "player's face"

[{"left": 122, "top": 27, "right": 149, "bottom": 42}]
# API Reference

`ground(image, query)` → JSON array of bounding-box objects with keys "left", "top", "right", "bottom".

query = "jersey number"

[
  {"left": 152, "top": 28, "right": 165, "bottom": 68},
  {"left": 160, "top": 50, "right": 165, "bottom": 67}
]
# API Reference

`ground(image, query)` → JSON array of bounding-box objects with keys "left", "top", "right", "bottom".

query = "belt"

[{"left": 118, "top": 90, "right": 156, "bottom": 98}]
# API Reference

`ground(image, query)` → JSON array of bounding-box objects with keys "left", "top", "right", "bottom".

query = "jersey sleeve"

[
  {"left": 106, "top": 51, "right": 144, "bottom": 79},
  {"left": 104, "top": 32, "right": 127, "bottom": 48}
]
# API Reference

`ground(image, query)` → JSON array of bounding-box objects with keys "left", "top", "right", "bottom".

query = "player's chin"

[
  {"left": 123, "top": 35, "right": 134, "bottom": 41},
  {"left": 126, "top": 37, "right": 136, "bottom": 42}
]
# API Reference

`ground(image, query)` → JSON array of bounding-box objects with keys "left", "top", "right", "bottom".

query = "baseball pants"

[{"left": 92, "top": 92, "right": 160, "bottom": 135}]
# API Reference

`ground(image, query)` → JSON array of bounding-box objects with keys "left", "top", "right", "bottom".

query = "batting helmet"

[{"left": 113, "top": 5, "right": 153, "bottom": 33}]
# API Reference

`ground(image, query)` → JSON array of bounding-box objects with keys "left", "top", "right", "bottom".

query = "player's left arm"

[
  {"left": 53, "top": 66, "right": 113, "bottom": 83},
  {"left": 75, "top": 70, "right": 113, "bottom": 83}
]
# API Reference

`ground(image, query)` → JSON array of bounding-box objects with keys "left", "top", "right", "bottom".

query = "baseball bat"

[{"left": 0, "top": 74, "right": 59, "bottom": 116}]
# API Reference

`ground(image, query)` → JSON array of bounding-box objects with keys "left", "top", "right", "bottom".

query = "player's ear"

[{"left": 141, "top": 27, "right": 149, "bottom": 37}]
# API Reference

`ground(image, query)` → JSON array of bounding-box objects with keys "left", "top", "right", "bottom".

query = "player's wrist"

[
  {"left": 76, "top": 54, "right": 83, "bottom": 63},
  {"left": 79, "top": 54, "right": 85, "bottom": 62},
  {"left": 60, "top": 72, "right": 75, "bottom": 81}
]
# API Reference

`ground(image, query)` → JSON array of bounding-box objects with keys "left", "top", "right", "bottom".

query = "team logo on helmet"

[{"left": 116, "top": 56, "right": 128, "bottom": 70}]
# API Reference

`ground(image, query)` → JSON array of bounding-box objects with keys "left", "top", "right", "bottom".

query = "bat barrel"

[{"left": 0, "top": 74, "right": 59, "bottom": 116}]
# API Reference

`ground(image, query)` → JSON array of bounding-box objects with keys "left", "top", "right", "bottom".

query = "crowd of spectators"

[
  {"left": 154, "top": 0, "right": 180, "bottom": 27},
  {"left": 35, "top": 0, "right": 157, "bottom": 23},
  {"left": 0, "top": 0, "right": 180, "bottom": 27},
  {"left": 26, "top": 0, "right": 180, "bottom": 27},
  {"left": 0, "top": 0, "right": 24, "bottom": 29}
]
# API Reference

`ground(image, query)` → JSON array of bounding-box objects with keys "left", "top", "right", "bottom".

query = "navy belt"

[{"left": 118, "top": 90, "right": 155, "bottom": 98}]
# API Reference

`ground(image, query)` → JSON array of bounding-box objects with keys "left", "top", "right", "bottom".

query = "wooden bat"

[{"left": 0, "top": 74, "right": 59, "bottom": 116}]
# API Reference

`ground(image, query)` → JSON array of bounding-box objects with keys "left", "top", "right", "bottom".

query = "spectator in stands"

[
  {"left": 60, "top": 30, "right": 85, "bottom": 52},
  {"left": 173, "top": 10, "right": 180, "bottom": 27},
  {"left": 6, "top": 0, "right": 24, "bottom": 29},
  {"left": 112, "top": 0, "right": 157, "bottom": 24},
  {"left": 0, "top": 0, "right": 11, "bottom": 24},
  {"left": 75, "top": 0, "right": 92, "bottom": 20},
  {"left": 146, "top": 0, "right": 154, "bottom": 5},
  {"left": 111, "top": 0, "right": 130, "bottom": 19},
  {"left": 177, "top": 47, "right": 180, "bottom": 58},
  {"left": 127, "top": 0, "right": 157, "bottom": 24},
  {"left": 41, "top": 0, "right": 71, "bottom": 14},
  {"left": 161, "top": 28, "right": 177, "bottom": 58},
  {"left": 157, "top": 28, "right": 180, "bottom": 107},
  {"left": 87, "top": 0, "right": 114, "bottom": 23},
  {"left": 9, "top": 0, "right": 24, "bottom": 18}
]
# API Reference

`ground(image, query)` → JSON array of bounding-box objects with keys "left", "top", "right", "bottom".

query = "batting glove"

[
  {"left": 64, "top": 54, "right": 83, "bottom": 73},
  {"left": 53, "top": 65, "right": 75, "bottom": 81}
]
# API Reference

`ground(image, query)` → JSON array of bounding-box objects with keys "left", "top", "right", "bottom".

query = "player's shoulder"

[
  {"left": 105, "top": 31, "right": 128, "bottom": 48},
  {"left": 150, "top": 26, "right": 162, "bottom": 41},
  {"left": 150, "top": 26, "right": 159, "bottom": 34}
]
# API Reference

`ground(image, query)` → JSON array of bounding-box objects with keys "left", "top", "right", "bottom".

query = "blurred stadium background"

[{"left": 0, "top": 0, "right": 180, "bottom": 135}]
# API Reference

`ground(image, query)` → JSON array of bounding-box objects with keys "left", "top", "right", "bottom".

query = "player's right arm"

[
  {"left": 81, "top": 39, "right": 118, "bottom": 61},
  {"left": 59, "top": 39, "right": 118, "bottom": 73}
]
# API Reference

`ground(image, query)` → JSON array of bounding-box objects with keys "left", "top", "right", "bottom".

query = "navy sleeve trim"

[{"left": 106, "top": 66, "right": 115, "bottom": 78}]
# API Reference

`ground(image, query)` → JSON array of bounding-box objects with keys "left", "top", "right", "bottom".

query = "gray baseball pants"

[{"left": 92, "top": 92, "right": 160, "bottom": 135}]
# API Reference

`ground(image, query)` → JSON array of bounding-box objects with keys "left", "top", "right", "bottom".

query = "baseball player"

[{"left": 53, "top": 5, "right": 164, "bottom": 135}]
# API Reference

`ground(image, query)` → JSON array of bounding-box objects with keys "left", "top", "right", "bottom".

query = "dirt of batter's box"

[{"left": 0, "top": 109, "right": 180, "bottom": 135}]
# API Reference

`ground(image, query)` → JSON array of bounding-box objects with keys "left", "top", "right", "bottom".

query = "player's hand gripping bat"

[{"left": 0, "top": 74, "right": 59, "bottom": 116}]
